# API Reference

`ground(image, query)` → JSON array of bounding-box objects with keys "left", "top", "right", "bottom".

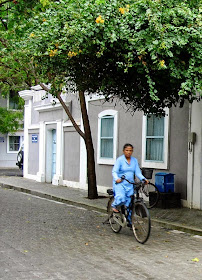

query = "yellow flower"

[
  {"left": 119, "top": 5, "right": 129, "bottom": 15},
  {"left": 29, "top": 33, "right": 35, "bottom": 38},
  {"left": 42, "top": 18, "right": 46, "bottom": 22},
  {"left": 119, "top": 7, "right": 125, "bottom": 14},
  {"left": 68, "top": 51, "right": 78, "bottom": 58},
  {"left": 160, "top": 60, "right": 165, "bottom": 67},
  {"left": 49, "top": 49, "right": 58, "bottom": 57},
  {"left": 125, "top": 5, "right": 130, "bottom": 12},
  {"left": 96, "top": 15, "right": 104, "bottom": 24}
]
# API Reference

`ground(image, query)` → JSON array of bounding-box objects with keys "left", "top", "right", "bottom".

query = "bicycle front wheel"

[
  {"left": 131, "top": 202, "right": 151, "bottom": 244},
  {"left": 140, "top": 182, "right": 160, "bottom": 209},
  {"left": 107, "top": 197, "right": 122, "bottom": 233}
]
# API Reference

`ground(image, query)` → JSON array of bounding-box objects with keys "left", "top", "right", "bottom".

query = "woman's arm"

[{"left": 112, "top": 157, "right": 122, "bottom": 183}]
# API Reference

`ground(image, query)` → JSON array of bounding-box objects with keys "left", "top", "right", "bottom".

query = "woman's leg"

[
  {"left": 125, "top": 188, "right": 134, "bottom": 222},
  {"left": 111, "top": 184, "right": 126, "bottom": 210}
]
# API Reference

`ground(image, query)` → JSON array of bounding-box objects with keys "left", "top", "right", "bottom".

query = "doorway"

[
  {"left": 52, "top": 129, "right": 56, "bottom": 181},
  {"left": 45, "top": 128, "right": 57, "bottom": 183}
]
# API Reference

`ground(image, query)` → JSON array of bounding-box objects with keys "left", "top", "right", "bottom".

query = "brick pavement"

[
  {"left": 1, "top": 187, "right": 202, "bottom": 280},
  {"left": 0, "top": 175, "right": 202, "bottom": 236}
]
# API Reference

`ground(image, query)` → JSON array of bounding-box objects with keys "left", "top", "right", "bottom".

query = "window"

[
  {"left": 8, "top": 136, "right": 20, "bottom": 152},
  {"left": 142, "top": 109, "right": 169, "bottom": 169},
  {"left": 8, "top": 90, "right": 21, "bottom": 110},
  {"left": 97, "top": 110, "right": 118, "bottom": 165},
  {"left": 100, "top": 116, "right": 114, "bottom": 158}
]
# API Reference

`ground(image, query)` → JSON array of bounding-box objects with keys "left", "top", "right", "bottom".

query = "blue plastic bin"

[{"left": 155, "top": 173, "right": 175, "bottom": 193}]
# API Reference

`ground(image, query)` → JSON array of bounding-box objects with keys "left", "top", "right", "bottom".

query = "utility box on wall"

[{"left": 155, "top": 173, "right": 175, "bottom": 193}]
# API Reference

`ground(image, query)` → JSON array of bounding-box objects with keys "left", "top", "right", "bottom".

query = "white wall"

[{"left": 187, "top": 100, "right": 202, "bottom": 209}]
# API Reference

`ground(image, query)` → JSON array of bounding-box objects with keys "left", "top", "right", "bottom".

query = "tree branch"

[{"left": 39, "top": 83, "right": 85, "bottom": 140}]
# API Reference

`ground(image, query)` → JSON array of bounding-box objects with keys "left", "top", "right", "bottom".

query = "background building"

[
  {"left": 19, "top": 86, "right": 202, "bottom": 210},
  {"left": 0, "top": 95, "right": 24, "bottom": 168}
]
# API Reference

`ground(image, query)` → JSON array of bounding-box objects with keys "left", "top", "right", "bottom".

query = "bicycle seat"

[{"left": 107, "top": 189, "right": 113, "bottom": 195}]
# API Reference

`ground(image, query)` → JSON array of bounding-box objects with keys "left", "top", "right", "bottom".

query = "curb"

[
  {"left": 0, "top": 183, "right": 107, "bottom": 214},
  {"left": 1, "top": 183, "right": 202, "bottom": 236},
  {"left": 151, "top": 219, "right": 202, "bottom": 236}
]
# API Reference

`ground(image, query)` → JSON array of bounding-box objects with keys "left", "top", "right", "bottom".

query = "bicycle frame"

[{"left": 112, "top": 211, "right": 127, "bottom": 227}]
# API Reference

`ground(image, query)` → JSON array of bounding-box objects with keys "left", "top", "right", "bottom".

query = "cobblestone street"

[{"left": 1, "top": 187, "right": 202, "bottom": 280}]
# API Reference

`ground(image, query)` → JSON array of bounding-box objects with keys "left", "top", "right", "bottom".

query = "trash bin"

[
  {"left": 155, "top": 173, "right": 175, "bottom": 193},
  {"left": 141, "top": 168, "right": 153, "bottom": 179}
]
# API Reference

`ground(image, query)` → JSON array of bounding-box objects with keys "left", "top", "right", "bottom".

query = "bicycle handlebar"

[
  {"left": 121, "top": 175, "right": 145, "bottom": 185},
  {"left": 120, "top": 175, "right": 147, "bottom": 188}
]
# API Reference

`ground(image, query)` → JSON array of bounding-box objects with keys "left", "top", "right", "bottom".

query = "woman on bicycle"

[{"left": 111, "top": 143, "right": 148, "bottom": 213}]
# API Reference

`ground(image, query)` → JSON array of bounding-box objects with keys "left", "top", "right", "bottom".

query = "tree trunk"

[
  {"left": 79, "top": 90, "right": 98, "bottom": 199},
  {"left": 40, "top": 83, "right": 98, "bottom": 199}
]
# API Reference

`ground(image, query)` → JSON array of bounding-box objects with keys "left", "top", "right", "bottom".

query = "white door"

[{"left": 52, "top": 129, "right": 56, "bottom": 181}]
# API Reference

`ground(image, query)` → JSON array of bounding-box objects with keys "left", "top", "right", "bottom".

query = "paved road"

[{"left": 1, "top": 187, "right": 202, "bottom": 280}]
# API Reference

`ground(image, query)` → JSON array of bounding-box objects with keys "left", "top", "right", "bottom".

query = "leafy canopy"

[
  {"left": 2, "top": 0, "right": 202, "bottom": 114},
  {"left": 0, "top": 0, "right": 45, "bottom": 133},
  {"left": 0, "top": 107, "right": 23, "bottom": 134}
]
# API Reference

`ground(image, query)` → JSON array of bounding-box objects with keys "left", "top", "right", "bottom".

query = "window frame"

[
  {"left": 142, "top": 108, "right": 169, "bottom": 169},
  {"left": 97, "top": 110, "right": 118, "bottom": 165},
  {"left": 7, "top": 135, "right": 23, "bottom": 153}
]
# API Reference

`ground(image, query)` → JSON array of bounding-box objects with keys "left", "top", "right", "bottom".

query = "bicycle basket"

[{"left": 141, "top": 168, "right": 153, "bottom": 179}]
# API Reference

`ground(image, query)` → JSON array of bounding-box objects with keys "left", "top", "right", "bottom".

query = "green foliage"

[
  {"left": 0, "top": 0, "right": 51, "bottom": 88},
  {"left": 0, "top": 107, "right": 23, "bottom": 134},
  {"left": 0, "top": 0, "right": 42, "bottom": 133},
  {"left": 1, "top": 0, "right": 202, "bottom": 115}
]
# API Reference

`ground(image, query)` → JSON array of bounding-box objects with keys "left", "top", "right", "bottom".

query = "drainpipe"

[{"left": 188, "top": 103, "right": 195, "bottom": 209}]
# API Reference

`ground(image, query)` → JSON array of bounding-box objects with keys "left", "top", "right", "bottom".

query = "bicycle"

[{"left": 106, "top": 176, "right": 151, "bottom": 244}]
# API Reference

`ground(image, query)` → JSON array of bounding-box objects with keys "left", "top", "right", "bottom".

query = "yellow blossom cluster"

[
  {"left": 119, "top": 5, "right": 130, "bottom": 15},
  {"left": 95, "top": 15, "right": 104, "bottom": 24},
  {"left": 42, "top": 18, "right": 46, "bottom": 22},
  {"left": 29, "top": 33, "right": 35, "bottom": 38},
  {"left": 68, "top": 51, "right": 78, "bottom": 58},
  {"left": 49, "top": 49, "right": 58, "bottom": 57},
  {"left": 159, "top": 60, "right": 165, "bottom": 67}
]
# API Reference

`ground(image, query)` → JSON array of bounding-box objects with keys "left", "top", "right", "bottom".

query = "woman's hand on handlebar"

[
  {"left": 116, "top": 178, "right": 122, "bottom": 184},
  {"left": 143, "top": 179, "right": 149, "bottom": 184}
]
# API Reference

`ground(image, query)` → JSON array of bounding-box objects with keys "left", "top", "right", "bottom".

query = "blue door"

[{"left": 52, "top": 129, "right": 56, "bottom": 181}]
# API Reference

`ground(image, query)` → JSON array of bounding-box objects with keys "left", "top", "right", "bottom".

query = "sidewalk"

[{"left": 0, "top": 176, "right": 202, "bottom": 236}]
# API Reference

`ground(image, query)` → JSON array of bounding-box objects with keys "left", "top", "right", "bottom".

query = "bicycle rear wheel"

[
  {"left": 139, "top": 182, "right": 160, "bottom": 209},
  {"left": 131, "top": 202, "right": 151, "bottom": 244},
  {"left": 107, "top": 197, "right": 122, "bottom": 233}
]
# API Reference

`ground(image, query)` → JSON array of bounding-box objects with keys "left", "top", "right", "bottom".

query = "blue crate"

[{"left": 155, "top": 173, "right": 175, "bottom": 193}]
